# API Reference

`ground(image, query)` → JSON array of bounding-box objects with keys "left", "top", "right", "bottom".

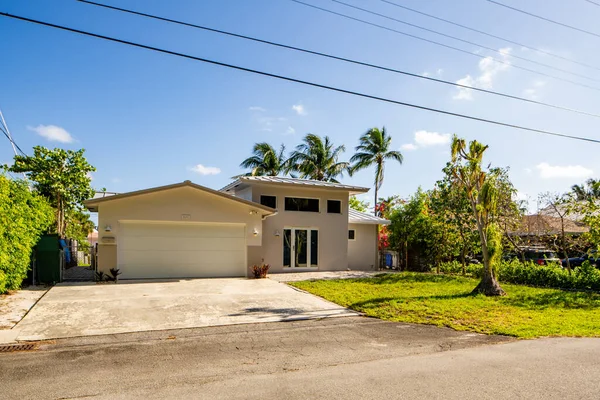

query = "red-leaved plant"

[{"left": 252, "top": 264, "right": 269, "bottom": 279}]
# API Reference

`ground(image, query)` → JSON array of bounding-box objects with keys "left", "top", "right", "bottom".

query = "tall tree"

[
  {"left": 350, "top": 127, "right": 403, "bottom": 214},
  {"left": 288, "top": 134, "right": 349, "bottom": 182},
  {"left": 7, "top": 146, "right": 95, "bottom": 238},
  {"left": 571, "top": 178, "right": 600, "bottom": 201},
  {"left": 239, "top": 142, "right": 287, "bottom": 177},
  {"left": 349, "top": 196, "right": 370, "bottom": 213},
  {"left": 449, "top": 136, "right": 505, "bottom": 296}
]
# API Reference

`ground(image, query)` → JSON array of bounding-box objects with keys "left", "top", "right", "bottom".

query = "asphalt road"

[{"left": 1, "top": 317, "right": 599, "bottom": 399}]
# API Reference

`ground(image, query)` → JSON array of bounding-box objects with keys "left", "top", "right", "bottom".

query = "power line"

[
  {"left": 76, "top": 0, "right": 600, "bottom": 119},
  {"left": 2, "top": 12, "right": 600, "bottom": 145},
  {"left": 487, "top": 0, "right": 600, "bottom": 39},
  {"left": 0, "top": 110, "right": 26, "bottom": 156},
  {"left": 584, "top": 0, "right": 600, "bottom": 6},
  {"left": 331, "top": 0, "right": 600, "bottom": 84},
  {"left": 290, "top": 0, "right": 600, "bottom": 93},
  {"left": 379, "top": 0, "right": 600, "bottom": 72}
]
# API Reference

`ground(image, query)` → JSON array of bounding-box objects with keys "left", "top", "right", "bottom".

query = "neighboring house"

[
  {"left": 510, "top": 214, "right": 589, "bottom": 237},
  {"left": 84, "top": 177, "right": 389, "bottom": 280}
]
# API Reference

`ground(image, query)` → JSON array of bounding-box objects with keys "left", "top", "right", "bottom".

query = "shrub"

[
  {"left": 252, "top": 264, "right": 269, "bottom": 279},
  {"left": 436, "top": 258, "right": 600, "bottom": 292},
  {"left": 0, "top": 175, "right": 54, "bottom": 294}
]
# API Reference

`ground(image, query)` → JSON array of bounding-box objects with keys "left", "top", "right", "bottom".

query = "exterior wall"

[
  {"left": 96, "top": 186, "right": 265, "bottom": 273},
  {"left": 247, "top": 245, "right": 263, "bottom": 275},
  {"left": 348, "top": 223, "right": 378, "bottom": 271},
  {"left": 236, "top": 186, "right": 253, "bottom": 201},
  {"left": 250, "top": 184, "right": 349, "bottom": 273}
]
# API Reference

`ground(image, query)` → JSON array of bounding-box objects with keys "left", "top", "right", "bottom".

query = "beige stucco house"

[{"left": 84, "top": 177, "right": 389, "bottom": 279}]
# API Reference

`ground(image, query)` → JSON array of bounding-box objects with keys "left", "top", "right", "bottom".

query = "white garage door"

[{"left": 118, "top": 222, "right": 246, "bottom": 279}]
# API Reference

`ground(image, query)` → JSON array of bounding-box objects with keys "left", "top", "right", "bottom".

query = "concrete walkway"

[
  {"left": 269, "top": 270, "right": 394, "bottom": 282},
  {"left": 13, "top": 278, "right": 357, "bottom": 341}
]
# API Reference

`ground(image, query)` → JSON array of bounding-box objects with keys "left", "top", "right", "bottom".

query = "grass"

[{"left": 290, "top": 272, "right": 600, "bottom": 338}]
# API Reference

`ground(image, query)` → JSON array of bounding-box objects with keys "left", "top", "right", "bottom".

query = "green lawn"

[{"left": 290, "top": 273, "right": 600, "bottom": 338}]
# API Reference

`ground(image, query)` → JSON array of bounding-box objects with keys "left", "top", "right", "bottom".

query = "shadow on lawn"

[
  {"left": 363, "top": 273, "right": 466, "bottom": 285},
  {"left": 502, "top": 291, "right": 600, "bottom": 310},
  {"left": 348, "top": 293, "right": 475, "bottom": 310}
]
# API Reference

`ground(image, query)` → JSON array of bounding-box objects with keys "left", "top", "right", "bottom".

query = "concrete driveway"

[{"left": 13, "top": 278, "right": 357, "bottom": 341}]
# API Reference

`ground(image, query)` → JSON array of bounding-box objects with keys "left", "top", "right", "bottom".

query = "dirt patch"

[{"left": 0, "top": 286, "right": 48, "bottom": 329}]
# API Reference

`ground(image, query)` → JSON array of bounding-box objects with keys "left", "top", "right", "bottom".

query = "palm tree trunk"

[{"left": 470, "top": 202, "right": 505, "bottom": 296}]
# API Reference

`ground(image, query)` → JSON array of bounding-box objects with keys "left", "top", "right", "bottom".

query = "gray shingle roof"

[
  {"left": 348, "top": 208, "right": 390, "bottom": 225},
  {"left": 220, "top": 176, "right": 370, "bottom": 194}
]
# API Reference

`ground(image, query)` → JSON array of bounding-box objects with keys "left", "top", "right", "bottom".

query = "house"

[
  {"left": 84, "top": 177, "right": 389, "bottom": 279},
  {"left": 510, "top": 214, "right": 589, "bottom": 237}
]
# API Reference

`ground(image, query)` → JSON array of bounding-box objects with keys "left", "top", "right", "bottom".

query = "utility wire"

[
  {"left": 379, "top": 0, "right": 600, "bottom": 72},
  {"left": 331, "top": 0, "right": 600, "bottom": 84},
  {"left": 2, "top": 12, "right": 600, "bottom": 145},
  {"left": 290, "top": 0, "right": 600, "bottom": 93},
  {"left": 487, "top": 0, "right": 600, "bottom": 39},
  {"left": 0, "top": 118, "right": 26, "bottom": 156},
  {"left": 584, "top": 0, "right": 600, "bottom": 6},
  {"left": 76, "top": 0, "right": 600, "bottom": 119}
]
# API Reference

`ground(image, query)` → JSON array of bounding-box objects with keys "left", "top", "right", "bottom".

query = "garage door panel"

[
  {"left": 120, "top": 223, "right": 244, "bottom": 238},
  {"left": 117, "top": 222, "right": 247, "bottom": 279},
  {"left": 119, "top": 236, "right": 246, "bottom": 252}
]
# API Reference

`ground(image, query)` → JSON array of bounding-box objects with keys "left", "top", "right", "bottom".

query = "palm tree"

[
  {"left": 571, "top": 178, "right": 600, "bottom": 201},
  {"left": 350, "top": 127, "right": 403, "bottom": 214},
  {"left": 287, "top": 134, "right": 349, "bottom": 182},
  {"left": 238, "top": 142, "right": 287, "bottom": 177}
]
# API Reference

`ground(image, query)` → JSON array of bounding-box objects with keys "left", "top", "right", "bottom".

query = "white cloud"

[
  {"left": 421, "top": 69, "right": 443, "bottom": 78},
  {"left": 111, "top": 178, "right": 121, "bottom": 184},
  {"left": 285, "top": 126, "right": 296, "bottom": 135},
  {"left": 249, "top": 106, "right": 266, "bottom": 112},
  {"left": 437, "top": 68, "right": 444, "bottom": 75},
  {"left": 535, "top": 162, "right": 593, "bottom": 179},
  {"left": 256, "top": 116, "right": 286, "bottom": 132},
  {"left": 414, "top": 130, "right": 451, "bottom": 147},
  {"left": 422, "top": 72, "right": 430, "bottom": 77},
  {"left": 453, "top": 47, "right": 512, "bottom": 101},
  {"left": 28, "top": 124, "right": 74, "bottom": 143},
  {"left": 400, "top": 130, "right": 451, "bottom": 151},
  {"left": 190, "top": 164, "right": 221, "bottom": 176},
  {"left": 292, "top": 104, "right": 307, "bottom": 116},
  {"left": 400, "top": 143, "right": 418, "bottom": 151},
  {"left": 522, "top": 80, "right": 547, "bottom": 100}
]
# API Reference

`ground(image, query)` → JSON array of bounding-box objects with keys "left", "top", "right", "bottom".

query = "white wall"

[{"left": 348, "top": 223, "right": 378, "bottom": 271}]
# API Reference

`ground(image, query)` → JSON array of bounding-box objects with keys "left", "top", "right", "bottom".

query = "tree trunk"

[
  {"left": 460, "top": 247, "right": 466, "bottom": 276},
  {"left": 470, "top": 204, "right": 505, "bottom": 296},
  {"left": 561, "top": 218, "right": 571, "bottom": 273},
  {"left": 374, "top": 185, "right": 378, "bottom": 216}
]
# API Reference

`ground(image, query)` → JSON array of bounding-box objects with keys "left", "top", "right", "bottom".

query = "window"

[
  {"left": 284, "top": 197, "right": 319, "bottom": 212},
  {"left": 327, "top": 200, "right": 342, "bottom": 214},
  {"left": 348, "top": 230, "right": 356, "bottom": 240},
  {"left": 260, "top": 195, "right": 277, "bottom": 209}
]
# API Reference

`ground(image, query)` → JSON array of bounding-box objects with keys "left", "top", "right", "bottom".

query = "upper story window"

[
  {"left": 260, "top": 195, "right": 277, "bottom": 209},
  {"left": 327, "top": 200, "right": 342, "bottom": 214},
  {"left": 348, "top": 229, "right": 356, "bottom": 240},
  {"left": 284, "top": 197, "right": 319, "bottom": 212}
]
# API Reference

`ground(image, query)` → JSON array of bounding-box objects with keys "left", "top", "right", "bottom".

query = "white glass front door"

[{"left": 283, "top": 228, "right": 318, "bottom": 268}]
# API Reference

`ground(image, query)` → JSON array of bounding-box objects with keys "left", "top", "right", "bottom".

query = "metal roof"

[
  {"left": 221, "top": 176, "right": 370, "bottom": 194},
  {"left": 348, "top": 208, "right": 390, "bottom": 225}
]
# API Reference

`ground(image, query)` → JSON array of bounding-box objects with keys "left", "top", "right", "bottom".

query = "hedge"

[
  {"left": 0, "top": 175, "right": 54, "bottom": 294},
  {"left": 437, "top": 259, "right": 600, "bottom": 292}
]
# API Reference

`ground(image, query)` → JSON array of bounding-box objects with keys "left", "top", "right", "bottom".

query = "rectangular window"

[
  {"left": 284, "top": 197, "right": 319, "bottom": 212},
  {"left": 260, "top": 195, "right": 277, "bottom": 209},
  {"left": 327, "top": 200, "right": 342, "bottom": 214},
  {"left": 348, "top": 230, "right": 356, "bottom": 240}
]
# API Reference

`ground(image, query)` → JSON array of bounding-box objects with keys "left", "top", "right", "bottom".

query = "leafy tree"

[
  {"left": 571, "top": 178, "right": 600, "bottom": 201},
  {"left": 388, "top": 190, "right": 428, "bottom": 271},
  {"left": 449, "top": 136, "right": 505, "bottom": 296},
  {"left": 239, "top": 142, "right": 288, "bottom": 177},
  {"left": 539, "top": 192, "right": 572, "bottom": 271},
  {"left": 434, "top": 166, "right": 479, "bottom": 274},
  {"left": 288, "top": 134, "right": 349, "bottom": 182},
  {"left": 350, "top": 127, "right": 403, "bottom": 214},
  {"left": 0, "top": 175, "right": 54, "bottom": 293},
  {"left": 65, "top": 209, "right": 95, "bottom": 249},
  {"left": 7, "top": 146, "right": 95, "bottom": 238},
  {"left": 349, "top": 196, "right": 370, "bottom": 213}
]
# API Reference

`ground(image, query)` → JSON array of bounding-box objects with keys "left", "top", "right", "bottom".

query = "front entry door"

[{"left": 283, "top": 228, "right": 318, "bottom": 269}]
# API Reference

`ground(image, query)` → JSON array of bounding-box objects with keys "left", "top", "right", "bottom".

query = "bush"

[
  {"left": 0, "top": 175, "right": 54, "bottom": 293},
  {"left": 436, "top": 258, "right": 600, "bottom": 292},
  {"left": 252, "top": 264, "right": 269, "bottom": 279}
]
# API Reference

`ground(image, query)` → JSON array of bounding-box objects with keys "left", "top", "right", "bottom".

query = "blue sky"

[{"left": 2, "top": 0, "right": 600, "bottom": 212}]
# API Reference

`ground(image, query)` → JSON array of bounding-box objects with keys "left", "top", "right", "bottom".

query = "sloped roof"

[
  {"left": 221, "top": 176, "right": 369, "bottom": 195},
  {"left": 84, "top": 180, "right": 276, "bottom": 214},
  {"left": 511, "top": 214, "right": 589, "bottom": 236},
  {"left": 348, "top": 208, "right": 390, "bottom": 225}
]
